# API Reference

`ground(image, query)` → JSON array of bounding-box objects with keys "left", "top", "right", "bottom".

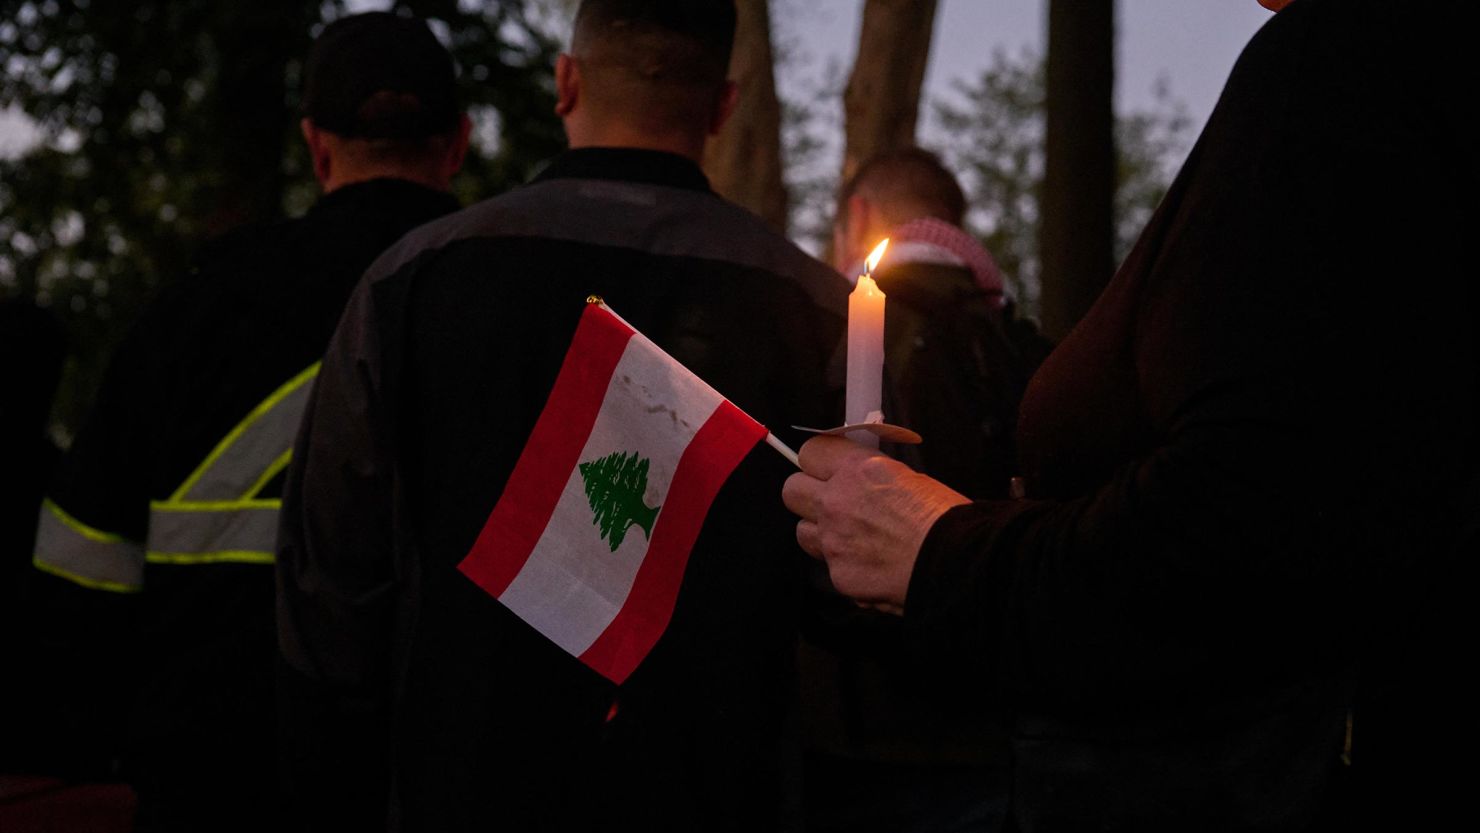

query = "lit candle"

[{"left": 846, "top": 239, "right": 890, "bottom": 448}]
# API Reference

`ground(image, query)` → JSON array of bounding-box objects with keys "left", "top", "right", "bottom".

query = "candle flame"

[{"left": 865, "top": 238, "right": 890, "bottom": 275}]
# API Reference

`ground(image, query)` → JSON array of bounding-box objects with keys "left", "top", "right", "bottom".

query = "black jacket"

[
  {"left": 28, "top": 179, "right": 457, "bottom": 830},
  {"left": 908, "top": 1, "right": 1478, "bottom": 829},
  {"left": 276, "top": 148, "right": 847, "bottom": 831},
  {"left": 878, "top": 259, "right": 1033, "bottom": 500}
]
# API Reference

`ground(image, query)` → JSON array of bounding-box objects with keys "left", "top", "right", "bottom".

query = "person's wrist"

[{"left": 902, "top": 498, "right": 974, "bottom": 612}]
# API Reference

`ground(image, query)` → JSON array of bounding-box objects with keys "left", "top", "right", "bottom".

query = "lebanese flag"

[{"left": 458, "top": 302, "right": 768, "bottom": 684}]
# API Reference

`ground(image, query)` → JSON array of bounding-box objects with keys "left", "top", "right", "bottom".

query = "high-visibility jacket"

[
  {"left": 28, "top": 178, "right": 458, "bottom": 831},
  {"left": 37, "top": 361, "right": 319, "bottom": 587}
]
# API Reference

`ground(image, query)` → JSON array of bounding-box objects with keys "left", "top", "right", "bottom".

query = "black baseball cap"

[{"left": 301, "top": 12, "right": 460, "bottom": 139}]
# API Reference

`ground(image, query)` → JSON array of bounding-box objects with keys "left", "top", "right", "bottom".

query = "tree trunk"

[
  {"left": 1039, "top": 0, "right": 1116, "bottom": 340},
  {"left": 839, "top": 0, "right": 938, "bottom": 185},
  {"left": 703, "top": 0, "right": 787, "bottom": 231}
]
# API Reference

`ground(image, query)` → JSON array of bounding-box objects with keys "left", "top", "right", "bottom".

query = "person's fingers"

[
  {"left": 795, "top": 519, "right": 823, "bottom": 558},
  {"left": 796, "top": 435, "right": 878, "bottom": 479},
  {"left": 782, "top": 471, "right": 823, "bottom": 519}
]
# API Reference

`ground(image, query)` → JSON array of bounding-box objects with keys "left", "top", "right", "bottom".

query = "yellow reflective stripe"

[
  {"left": 168, "top": 363, "right": 320, "bottom": 502},
  {"left": 150, "top": 499, "right": 282, "bottom": 512},
  {"left": 34, "top": 499, "right": 145, "bottom": 592},
  {"left": 33, "top": 556, "right": 143, "bottom": 594},
  {"left": 147, "top": 501, "right": 278, "bottom": 559},
  {"left": 145, "top": 550, "right": 275, "bottom": 565},
  {"left": 42, "top": 498, "right": 126, "bottom": 544},
  {"left": 243, "top": 449, "right": 293, "bottom": 500}
]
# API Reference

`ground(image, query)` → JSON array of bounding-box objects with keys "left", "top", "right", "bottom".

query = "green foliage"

[
  {"left": 0, "top": 0, "right": 565, "bottom": 434},
  {"left": 1, "top": 0, "right": 318, "bottom": 430},
  {"left": 773, "top": 42, "right": 1191, "bottom": 307},
  {"left": 933, "top": 49, "right": 1045, "bottom": 310},
  {"left": 393, "top": 0, "right": 565, "bottom": 204},
  {"left": 933, "top": 49, "right": 1193, "bottom": 317},
  {"left": 1113, "top": 75, "right": 1193, "bottom": 264},
  {"left": 578, "top": 450, "right": 661, "bottom": 553}
]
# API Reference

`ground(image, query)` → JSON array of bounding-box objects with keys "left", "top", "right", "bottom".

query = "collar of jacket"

[
  {"left": 533, "top": 147, "right": 714, "bottom": 194},
  {"left": 312, "top": 176, "right": 460, "bottom": 217}
]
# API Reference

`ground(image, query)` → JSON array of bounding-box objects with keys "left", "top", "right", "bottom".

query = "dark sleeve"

[
  {"left": 19, "top": 314, "right": 164, "bottom": 775},
  {"left": 905, "top": 375, "right": 1351, "bottom": 717},
  {"left": 906, "top": 0, "right": 1479, "bottom": 717},
  {"left": 905, "top": 218, "right": 1355, "bottom": 716},
  {"left": 275, "top": 278, "right": 400, "bottom": 829},
  {"left": 34, "top": 320, "right": 159, "bottom": 587}
]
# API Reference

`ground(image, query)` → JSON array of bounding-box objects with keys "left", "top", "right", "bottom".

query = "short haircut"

[
  {"left": 570, "top": 0, "right": 736, "bottom": 129},
  {"left": 839, "top": 147, "right": 968, "bottom": 227}
]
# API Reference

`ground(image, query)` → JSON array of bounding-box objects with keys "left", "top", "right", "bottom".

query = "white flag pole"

[{"left": 765, "top": 433, "right": 800, "bottom": 468}]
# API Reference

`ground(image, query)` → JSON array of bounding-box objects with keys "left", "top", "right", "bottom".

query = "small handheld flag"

[{"left": 458, "top": 300, "right": 783, "bottom": 684}]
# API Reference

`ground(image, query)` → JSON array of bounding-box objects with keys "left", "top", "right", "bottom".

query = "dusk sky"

[
  {"left": 2, "top": 1, "right": 1276, "bottom": 170},
  {"left": 774, "top": 0, "right": 1272, "bottom": 161}
]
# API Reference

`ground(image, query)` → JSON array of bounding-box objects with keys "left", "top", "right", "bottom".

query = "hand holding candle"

[{"left": 846, "top": 239, "right": 890, "bottom": 448}]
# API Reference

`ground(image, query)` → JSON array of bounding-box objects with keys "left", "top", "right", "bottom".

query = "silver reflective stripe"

[
  {"left": 33, "top": 500, "right": 145, "bottom": 593},
  {"left": 170, "top": 364, "right": 319, "bottom": 502},
  {"left": 144, "top": 365, "right": 316, "bottom": 567},
  {"left": 146, "top": 502, "right": 279, "bottom": 564}
]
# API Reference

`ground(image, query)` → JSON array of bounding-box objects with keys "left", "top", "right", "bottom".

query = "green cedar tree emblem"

[{"left": 578, "top": 451, "right": 662, "bottom": 552}]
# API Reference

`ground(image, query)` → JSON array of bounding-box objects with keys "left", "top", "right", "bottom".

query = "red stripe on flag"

[
  {"left": 458, "top": 305, "right": 634, "bottom": 597},
  {"left": 578, "top": 401, "right": 765, "bottom": 684}
]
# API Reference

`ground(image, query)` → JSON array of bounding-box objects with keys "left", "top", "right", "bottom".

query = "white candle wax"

[{"left": 846, "top": 271, "right": 886, "bottom": 449}]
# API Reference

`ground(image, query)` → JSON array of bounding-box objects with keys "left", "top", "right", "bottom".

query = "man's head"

[
  {"left": 833, "top": 147, "right": 967, "bottom": 270},
  {"left": 300, "top": 12, "right": 470, "bottom": 193},
  {"left": 556, "top": 0, "right": 739, "bottom": 161}
]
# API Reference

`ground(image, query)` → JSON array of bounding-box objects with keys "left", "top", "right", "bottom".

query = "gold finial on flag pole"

[{"left": 586, "top": 295, "right": 604, "bottom": 305}]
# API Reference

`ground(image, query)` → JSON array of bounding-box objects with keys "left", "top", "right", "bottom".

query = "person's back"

[
  {"left": 0, "top": 300, "right": 65, "bottom": 599},
  {"left": 835, "top": 148, "right": 1042, "bottom": 500},
  {"left": 27, "top": 14, "right": 466, "bottom": 830},
  {"left": 783, "top": 1, "right": 1478, "bottom": 829},
  {"left": 880, "top": 264, "right": 1032, "bottom": 501},
  {"left": 0, "top": 299, "right": 68, "bottom": 774},
  {"left": 275, "top": 2, "right": 846, "bottom": 830},
  {"left": 802, "top": 148, "right": 1040, "bottom": 832}
]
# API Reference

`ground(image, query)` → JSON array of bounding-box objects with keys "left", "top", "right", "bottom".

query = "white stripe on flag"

[{"left": 495, "top": 333, "right": 725, "bottom": 656}]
